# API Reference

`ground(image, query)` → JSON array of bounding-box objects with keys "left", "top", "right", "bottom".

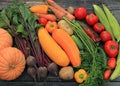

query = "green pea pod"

[
  {"left": 102, "top": 4, "right": 120, "bottom": 42},
  {"left": 93, "top": 4, "right": 115, "bottom": 40}
]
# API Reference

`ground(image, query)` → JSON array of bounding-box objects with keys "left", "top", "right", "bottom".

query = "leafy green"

[{"left": 64, "top": 17, "right": 107, "bottom": 86}]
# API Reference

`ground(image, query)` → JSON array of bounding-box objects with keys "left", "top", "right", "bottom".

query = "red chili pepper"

[
  {"left": 104, "top": 40, "right": 118, "bottom": 57},
  {"left": 79, "top": 21, "right": 101, "bottom": 42},
  {"left": 86, "top": 13, "right": 98, "bottom": 26},
  {"left": 93, "top": 23, "right": 105, "bottom": 33}
]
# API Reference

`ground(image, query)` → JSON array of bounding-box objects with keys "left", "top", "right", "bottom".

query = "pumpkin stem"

[{"left": 9, "top": 64, "right": 16, "bottom": 69}]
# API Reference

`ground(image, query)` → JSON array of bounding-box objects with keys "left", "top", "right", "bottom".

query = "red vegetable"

[
  {"left": 38, "top": 17, "right": 48, "bottom": 25},
  {"left": 104, "top": 69, "right": 111, "bottom": 80},
  {"left": 86, "top": 13, "right": 98, "bottom": 26},
  {"left": 93, "top": 23, "right": 104, "bottom": 33},
  {"left": 100, "top": 31, "right": 112, "bottom": 42},
  {"left": 104, "top": 40, "right": 118, "bottom": 57},
  {"left": 107, "top": 57, "right": 116, "bottom": 69},
  {"left": 74, "top": 7, "right": 87, "bottom": 20},
  {"left": 79, "top": 21, "right": 101, "bottom": 42}
]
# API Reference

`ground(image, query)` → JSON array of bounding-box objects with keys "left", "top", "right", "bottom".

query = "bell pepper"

[
  {"left": 74, "top": 69, "right": 88, "bottom": 83},
  {"left": 45, "top": 21, "right": 58, "bottom": 33},
  {"left": 86, "top": 13, "right": 98, "bottom": 26}
]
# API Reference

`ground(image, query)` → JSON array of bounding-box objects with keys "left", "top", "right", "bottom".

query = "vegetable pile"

[{"left": 0, "top": 0, "right": 120, "bottom": 86}]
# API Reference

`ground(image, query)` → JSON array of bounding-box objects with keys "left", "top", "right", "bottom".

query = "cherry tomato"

[
  {"left": 104, "top": 69, "right": 111, "bottom": 80},
  {"left": 100, "top": 31, "right": 112, "bottom": 42},
  {"left": 86, "top": 13, "right": 98, "bottom": 26},
  {"left": 107, "top": 57, "right": 116, "bottom": 69},
  {"left": 38, "top": 17, "right": 48, "bottom": 25},
  {"left": 93, "top": 23, "right": 104, "bottom": 33},
  {"left": 104, "top": 40, "right": 118, "bottom": 57},
  {"left": 74, "top": 7, "right": 87, "bottom": 20}
]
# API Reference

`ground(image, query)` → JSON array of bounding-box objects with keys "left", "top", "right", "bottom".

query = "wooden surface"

[{"left": 0, "top": 0, "right": 120, "bottom": 86}]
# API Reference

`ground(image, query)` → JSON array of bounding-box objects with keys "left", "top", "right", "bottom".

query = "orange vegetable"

[
  {"left": 45, "top": 21, "right": 58, "bottom": 33},
  {"left": 0, "top": 28, "right": 13, "bottom": 50},
  {"left": 30, "top": 5, "right": 48, "bottom": 14},
  {"left": 0, "top": 47, "right": 26, "bottom": 80},
  {"left": 48, "top": 5, "right": 66, "bottom": 19},
  {"left": 47, "top": 0, "right": 75, "bottom": 20},
  {"left": 52, "top": 29, "right": 81, "bottom": 67},
  {"left": 74, "top": 69, "right": 88, "bottom": 83},
  {"left": 34, "top": 13, "right": 57, "bottom": 21},
  {"left": 38, "top": 27, "right": 70, "bottom": 67}
]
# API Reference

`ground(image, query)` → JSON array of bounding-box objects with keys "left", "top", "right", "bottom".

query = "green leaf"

[
  {"left": 19, "top": 5, "right": 31, "bottom": 21},
  {"left": 16, "top": 24, "right": 28, "bottom": 38},
  {"left": 12, "top": 15, "right": 19, "bottom": 25},
  {"left": 0, "top": 8, "right": 10, "bottom": 27}
]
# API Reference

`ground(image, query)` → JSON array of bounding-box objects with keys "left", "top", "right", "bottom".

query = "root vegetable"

[
  {"left": 58, "top": 20, "right": 73, "bottom": 35},
  {"left": 34, "top": 13, "right": 57, "bottom": 21},
  {"left": 47, "top": 62, "right": 58, "bottom": 76},
  {"left": 59, "top": 66, "right": 74, "bottom": 80},
  {"left": 37, "top": 66, "right": 48, "bottom": 79},
  {"left": 26, "top": 56, "right": 37, "bottom": 68},
  {"left": 27, "top": 67, "right": 38, "bottom": 86}
]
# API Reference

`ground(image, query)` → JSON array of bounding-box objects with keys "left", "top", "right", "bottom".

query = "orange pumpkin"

[
  {"left": 0, "top": 28, "right": 13, "bottom": 50},
  {"left": 0, "top": 47, "right": 26, "bottom": 80}
]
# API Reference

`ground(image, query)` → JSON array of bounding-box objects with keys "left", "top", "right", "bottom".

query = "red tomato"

[
  {"left": 38, "top": 17, "right": 48, "bottom": 25},
  {"left": 104, "top": 69, "right": 111, "bottom": 80},
  {"left": 107, "top": 57, "right": 116, "bottom": 69},
  {"left": 74, "top": 7, "right": 87, "bottom": 20},
  {"left": 104, "top": 40, "right": 118, "bottom": 57},
  {"left": 93, "top": 23, "right": 104, "bottom": 33},
  {"left": 100, "top": 31, "right": 112, "bottom": 42},
  {"left": 86, "top": 13, "right": 98, "bottom": 26}
]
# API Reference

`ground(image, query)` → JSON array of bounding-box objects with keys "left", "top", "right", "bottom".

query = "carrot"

[
  {"left": 46, "top": 0, "right": 75, "bottom": 20},
  {"left": 38, "top": 27, "right": 70, "bottom": 67},
  {"left": 48, "top": 5, "right": 66, "bottom": 19},
  {"left": 47, "top": 0, "right": 67, "bottom": 13},
  {"left": 34, "top": 13, "right": 57, "bottom": 21},
  {"left": 30, "top": 5, "right": 48, "bottom": 14},
  {"left": 45, "top": 21, "right": 58, "bottom": 33},
  {"left": 52, "top": 29, "right": 81, "bottom": 67}
]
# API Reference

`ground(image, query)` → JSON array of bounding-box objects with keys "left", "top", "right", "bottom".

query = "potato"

[
  {"left": 59, "top": 66, "right": 74, "bottom": 80},
  {"left": 58, "top": 20, "right": 73, "bottom": 35}
]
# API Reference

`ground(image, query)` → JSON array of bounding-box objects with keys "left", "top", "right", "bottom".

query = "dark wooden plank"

[{"left": 0, "top": 81, "right": 120, "bottom": 86}]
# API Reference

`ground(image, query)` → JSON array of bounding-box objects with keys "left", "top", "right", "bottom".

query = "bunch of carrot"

[{"left": 30, "top": 0, "right": 75, "bottom": 21}]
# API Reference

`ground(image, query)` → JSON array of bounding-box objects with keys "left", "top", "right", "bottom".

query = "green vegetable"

[
  {"left": 102, "top": 4, "right": 120, "bottom": 42},
  {"left": 63, "top": 17, "right": 107, "bottom": 86},
  {"left": 110, "top": 44, "right": 120, "bottom": 80},
  {"left": 93, "top": 4, "right": 115, "bottom": 40},
  {"left": 71, "top": 35, "right": 84, "bottom": 50}
]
